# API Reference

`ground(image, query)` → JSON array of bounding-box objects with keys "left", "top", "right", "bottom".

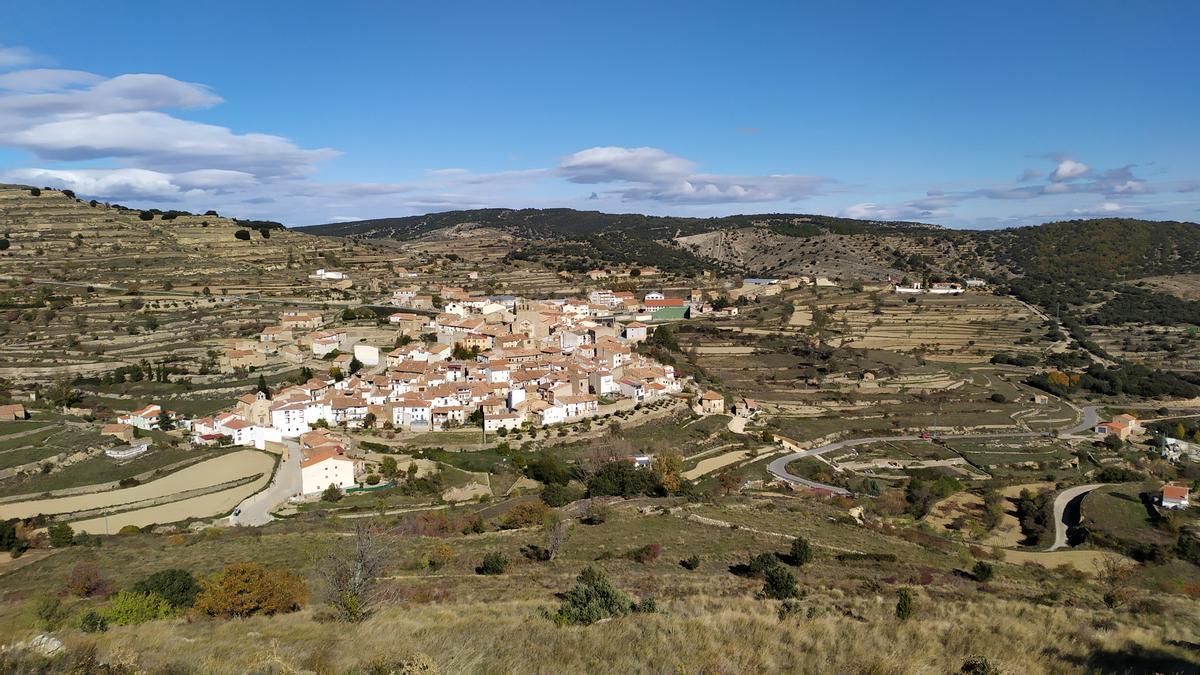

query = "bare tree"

[
  {"left": 312, "top": 520, "right": 391, "bottom": 622},
  {"left": 544, "top": 512, "right": 569, "bottom": 561}
]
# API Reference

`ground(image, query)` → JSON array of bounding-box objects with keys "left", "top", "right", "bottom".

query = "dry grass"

[{"left": 26, "top": 593, "right": 1198, "bottom": 674}]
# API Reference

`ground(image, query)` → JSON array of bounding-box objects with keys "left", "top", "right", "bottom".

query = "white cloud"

[
  {"left": 0, "top": 45, "right": 35, "bottom": 68},
  {"left": 1050, "top": 158, "right": 1089, "bottom": 181},
  {"left": 0, "top": 69, "right": 103, "bottom": 92},
  {"left": 8, "top": 111, "right": 337, "bottom": 177},
  {"left": 558, "top": 146, "right": 827, "bottom": 204}
]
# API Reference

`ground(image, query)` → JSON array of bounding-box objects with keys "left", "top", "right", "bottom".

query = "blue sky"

[{"left": 1, "top": 1, "right": 1197, "bottom": 227}]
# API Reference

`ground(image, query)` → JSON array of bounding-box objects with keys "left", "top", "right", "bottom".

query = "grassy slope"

[{"left": 0, "top": 497, "right": 1196, "bottom": 673}]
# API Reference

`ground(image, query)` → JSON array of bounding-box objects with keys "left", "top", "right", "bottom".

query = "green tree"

[
  {"left": 759, "top": 565, "right": 799, "bottom": 600},
  {"left": 972, "top": 561, "right": 994, "bottom": 583},
  {"left": 379, "top": 456, "right": 399, "bottom": 480},
  {"left": 896, "top": 588, "right": 916, "bottom": 621},
  {"left": 790, "top": 536, "right": 812, "bottom": 566},
  {"left": 157, "top": 410, "right": 174, "bottom": 431},
  {"left": 48, "top": 521, "right": 74, "bottom": 548},
  {"left": 131, "top": 569, "right": 201, "bottom": 609},
  {"left": 256, "top": 374, "right": 271, "bottom": 398}
]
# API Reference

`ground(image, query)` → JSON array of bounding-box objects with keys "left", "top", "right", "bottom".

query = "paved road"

[
  {"left": 1047, "top": 483, "right": 1107, "bottom": 551},
  {"left": 229, "top": 440, "right": 301, "bottom": 526},
  {"left": 767, "top": 405, "right": 1101, "bottom": 495}
]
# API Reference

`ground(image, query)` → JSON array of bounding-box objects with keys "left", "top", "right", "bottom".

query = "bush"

[
  {"left": 972, "top": 561, "right": 994, "bottom": 583},
  {"left": 551, "top": 566, "right": 632, "bottom": 625},
  {"left": 896, "top": 588, "right": 916, "bottom": 620},
  {"left": 680, "top": 555, "right": 701, "bottom": 570},
  {"left": 540, "top": 483, "right": 577, "bottom": 507},
  {"left": 365, "top": 474, "right": 381, "bottom": 485},
  {"left": 759, "top": 565, "right": 799, "bottom": 600},
  {"left": 77, "top": 610, "right": 108, "bottom": 633},
  {"left": 501, "top": 501, "right": 549, "bottom": 529},
  {"left": 322, "top": 484, "right": 344, "bottom": 503},
  {"left": 961, "top": 655, "right": 1002, "bottom": 675},
  {"left": 105, "top": 591, "right": 175, "bottom": 626},
  {"left": 629, "top": 543, "right": 661, "bottom": 564},
  {"left": 34, "top": 596, "right": 68, "bottom": 630},
  {"left": 989, "top": 393, "right": 1007, "bottom": 403},
  {"left": 835, "top": 552, "right": 897, "bottom": 563},
  {"left": 777, "top": 598, "right": 805, "bottom": 621},
  {"left": 131, "top": 569, "right": 201, "bottom": 609},
  {"left": 65, "top": 561, "right": 107, "bottom": 597},
  {"left": 477, "top": 552, "right": 509, "bottom": 575},
  {"left": 48, "top": 521, "right": 74, "bottom": 548},
  {"left": 234, "top": 229, "right": 251, "bottom": 241},
  {"left": 192, "top": 563, "right": 308, "bottom": 618},
  {"left": 790, "top": 536, "right": 812, "bottom": 566},
  {"left": 118, "top": 525, "right": 141, "bottom": 535}
]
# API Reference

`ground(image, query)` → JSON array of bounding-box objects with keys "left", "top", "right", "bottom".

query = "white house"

[
  {"left": 301, "top": 448, "right": 357, "bottom": 495},
  {"left": 118, "top": 404, "right": 164, "bottom": 431},
  {"left": 484, "top": 411, "right": 522, "bottom": 432},
  {"left": 353, "top": 344, "right": 380, "bottom": 367},
  {"left": 1162, "top": 484, "right": 1190, "bottom": 510},
  {"left": 270, "top": 401, "right": 310, "bottom": 438}
]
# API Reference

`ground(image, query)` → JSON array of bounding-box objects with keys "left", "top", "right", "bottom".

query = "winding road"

[
  {"left": 1047, "top": 483, "right": 1107, "bottom": 551},
  {"left": 766, "top": 405, "right": 1102, "bottom": 496}
]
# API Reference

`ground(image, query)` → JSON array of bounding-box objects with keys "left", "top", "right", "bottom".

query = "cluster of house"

[
  {"left": 187, "top": 290, "right": 687, "bottom": 460},
  {"left": 892, "top": 281, "right": 965, "bottom": 295}
]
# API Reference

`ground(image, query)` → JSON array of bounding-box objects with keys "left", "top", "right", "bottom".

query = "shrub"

[
  {"left": 365, "top": 474, "right": 381, "bottom": 485},
  {"left": 322, "top": 484, "right": 344, "bottom": 503},
  {"left": 77, "top": 610, "right": 108, "bottom": 633},
  {"left": 477, "top": 552, "right": 509, "bottom": 575},
  {"left": 192, "top": 563, "right": 308, "bottom": 618},
  {"left": 105, "top": 591, "right": 175, "bottom": 626},
  {"left": 48, "top": 521, "right": 74, "bottom": 548},
  {"left": 426, "top": 541, "right": 456, "bottom": 570},
  {"left": 501, "top": 501, "right": 549, "bottom": 529},
  {"left": 131, "top": 569, "right": 201, "bottom": 609},
  {"left": 777, "top": 598, "right": 805, "bottom": 621},
  {"left": 118, "top": 525, "right": 142, "bottom": 535},
  {"left": 633, "top": 596, "right": 657, "bottom": 613},
  {"left": 972, "top": 561, "right": 994, "bottom": 583},
  {"left": 961, "top": 655, "right": 1002, "bottom": 674},
  {"left": 551, "top": 566, "right": 633, "bottom": 625},
  {"left": 748, "top": 552, "right": 782, "bottom": 576},
  {"left": 790, "top": 536, "right": 813, "bottom": 566},
  {"left": 680, "top": 555, "right": 701, "bottom": 570},
  {"left": 234, "top": 229, "right": 251, "bottom": 241},
  {"left": 989, "top": 393, "right": 1007, "bottom": 403},
  {"left": 836, "top": 552, "right": 897, "bottom": 563},
  {"left": 65, "top": 561, "right": 107, "bottom": 597},
  {"left": 629, "top": 543, "right": 661, "bottom": 564},
  {"left": 896, "top": 588, "right": 916, "bottom": 620},
  {"left": 34, "top": 596, "right": 68, "bottom": 630},
  {"left": 759, "top": 565, "right": 799, "bottom": 600},
  {"left": 540, "top": 483, "right": 577, "bottom": 507}
]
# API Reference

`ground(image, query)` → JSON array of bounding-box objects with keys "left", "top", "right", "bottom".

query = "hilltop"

[{"left": 306, "top": 208, "right": 1200, "bottom": 287}]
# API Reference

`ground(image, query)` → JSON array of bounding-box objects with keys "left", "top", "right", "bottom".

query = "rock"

[{"left": 28, "top": 634, "right": 63, "bottom": 657}]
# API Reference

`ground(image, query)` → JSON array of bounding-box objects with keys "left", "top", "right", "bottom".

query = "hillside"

[
  {"left": 305, "top": 209, "right": 945, "bottom": 277},
  {"left": 308, "top": 209, "right": 1200, "bottom": 285},
  {"left": 0, "top": 184, "right": 395, "bottom": 290}
]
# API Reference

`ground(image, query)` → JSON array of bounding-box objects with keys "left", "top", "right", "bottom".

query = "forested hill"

[
  {"left": 303, "top": 209, "right": 940, "bottom": 241},
  {"left": 979, "top": 218, "right": 1200, "bottom": 284}
]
